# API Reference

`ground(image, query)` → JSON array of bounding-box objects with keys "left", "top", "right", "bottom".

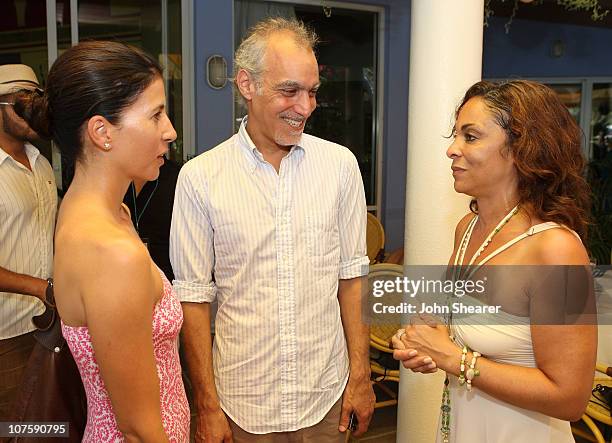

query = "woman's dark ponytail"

[{"left": 13, "top": 90, "right": 52, "bottom": 139}]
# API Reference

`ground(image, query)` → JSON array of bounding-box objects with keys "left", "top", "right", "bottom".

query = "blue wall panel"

[
  {"left": 194, "top": 0, "right": 235, "bottom": 156},
  {"left": 483, "top": 16, "right": 612, "bottom": 78}
]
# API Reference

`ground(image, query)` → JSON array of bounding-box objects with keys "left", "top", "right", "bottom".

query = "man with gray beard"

[{"left": 171, "top": 17, "right": 374, "bottom": 443}]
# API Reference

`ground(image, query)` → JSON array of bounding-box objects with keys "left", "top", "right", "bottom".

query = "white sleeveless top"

[{"left": 436, "top": 221, "right": 578, "bottom": 443}]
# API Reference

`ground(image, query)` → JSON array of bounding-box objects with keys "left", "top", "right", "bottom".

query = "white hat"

[{"left": 0, "top": 64, "right": 40, "bottom": 96}]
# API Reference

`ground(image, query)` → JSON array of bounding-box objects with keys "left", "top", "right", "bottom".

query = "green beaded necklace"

[{"left": 440, "top": 205, "right": 519, "bottom": 443}]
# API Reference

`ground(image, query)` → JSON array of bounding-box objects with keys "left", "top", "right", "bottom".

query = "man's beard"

[
  {"left": 2, "top": 106, "right": 38, "bottom": 143},
  {"left": 274, "top": 129, "right": 302, "bottom": 147},
  {"left": 274, "top": 112, "right": 305, "bottom": 146}
]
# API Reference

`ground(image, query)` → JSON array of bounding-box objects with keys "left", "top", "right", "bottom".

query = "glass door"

[
  {"left": 589, "top": 82, "right": 612, "bottom": 265},
  {"left": 234, "top": 0, "right": 382, "bottom": 210}
]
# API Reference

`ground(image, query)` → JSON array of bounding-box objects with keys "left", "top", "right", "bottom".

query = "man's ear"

[
  {"left": 86, "top": 116, "right": 113, "bottom": 152},
  {"left": 236, "top": 69, "right": 257, "bottom": 102}
]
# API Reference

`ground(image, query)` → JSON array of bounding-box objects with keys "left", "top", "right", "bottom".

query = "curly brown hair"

[{"left": 456, "top": 80, "right": 591, "bottom": 240}]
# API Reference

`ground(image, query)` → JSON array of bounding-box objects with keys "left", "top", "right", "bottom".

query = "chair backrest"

[
  {"left": 384, "top": 247, "right": 404, "bottom": 265},
  {"left": 368, "top": 263, "right": 404, "bottom": 351},
  {"left": 366, "top": 212, "right": 385, "bottom": 264}
]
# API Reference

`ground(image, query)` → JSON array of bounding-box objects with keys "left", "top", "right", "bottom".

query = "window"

[
  {"left": 589, "top": 82, "right": 612, "bottom": 265},
  {"left": 488, "top": 78, "right": 612, "bottom": 264},
  {"left": 540, "top": 79, "right": 612, "bottom": 264},
  {"left": 234, "top": 0, "right": 383, "bottom": 210},
  {"left": 57, "top": 0, "right": 184, "bottom": 162}
]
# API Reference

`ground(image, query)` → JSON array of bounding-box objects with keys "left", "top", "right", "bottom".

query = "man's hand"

[
  {"left": 194, "top": 408, "right": 233, "bottom": 443},
  {"left": 338, "top": 374, "right": 375, "bottom": 437}
]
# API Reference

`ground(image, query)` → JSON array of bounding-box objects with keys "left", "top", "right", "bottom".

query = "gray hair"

[{"left": 233, "top": 17, "right": 318, "bottom": 107}]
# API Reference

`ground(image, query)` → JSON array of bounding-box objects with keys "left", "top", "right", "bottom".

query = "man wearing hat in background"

[{"left": 0, "top": 64, "right": 57, "bottom": 419}]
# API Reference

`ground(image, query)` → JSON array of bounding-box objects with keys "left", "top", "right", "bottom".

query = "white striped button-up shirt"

[
  {"left": 0, "top": 143, "right": 57, "bottom": 339},
  {"left": 170, "top": 118, "right": 369, "bottom": 433}
]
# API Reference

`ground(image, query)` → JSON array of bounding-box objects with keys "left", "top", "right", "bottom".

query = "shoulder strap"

[
  {"left": 454, "top": 215, "right": 478, "bottom": 266},
  {"left": 476, "top": 222, "right": 571, "bottom": 266}
]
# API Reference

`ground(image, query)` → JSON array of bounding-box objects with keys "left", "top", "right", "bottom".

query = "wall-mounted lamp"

[
  {"left": 206, "top": 55, "right": 227, "bottom": 89},
  {"left": 551, "top": 39, "right": 565, "bottom": 58}
]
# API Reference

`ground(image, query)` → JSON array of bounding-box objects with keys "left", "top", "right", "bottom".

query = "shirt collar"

[
  {"left": 0, "top": 142, "right": 40, "bottom": 168},
  {"left": 237, "top": 116, "right": 305, "bottom": 173}
]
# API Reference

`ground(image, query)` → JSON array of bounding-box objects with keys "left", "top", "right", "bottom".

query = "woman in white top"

[{"left": 392, "top": 80, "right": 597, "bottom": 442}]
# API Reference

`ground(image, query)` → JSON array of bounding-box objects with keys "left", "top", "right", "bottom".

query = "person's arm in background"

[
  {"left": 0, "top": 266, "right": 48, "bottom": 301},
  {"left": 336, "top": 153, "right": 375, "bottom": 437},
  {"left": 170, "top": 165, "right": 233, "bottom": 443},
  {"left": 0, "top": 140, "right": 58, "bottom": 302}
]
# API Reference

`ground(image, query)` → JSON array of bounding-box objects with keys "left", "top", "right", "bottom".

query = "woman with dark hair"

[
  {"left": 15, "top": 41, "right": 189, "bottom": 442},
  {"left": 392, "top": 80, "right": 596, "bottom": 442}
]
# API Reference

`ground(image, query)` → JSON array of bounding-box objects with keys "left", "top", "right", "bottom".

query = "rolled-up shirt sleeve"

[
  {"left": 170, "top": 162, "right": 217, "bottom": 303},
  {"left": 338, "top": 153, "right": 369, "bottom": 279}
]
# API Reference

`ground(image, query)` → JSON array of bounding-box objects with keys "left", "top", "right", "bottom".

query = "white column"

[{"left": 397, "top": 1, "right": 484, "bottom": 442}]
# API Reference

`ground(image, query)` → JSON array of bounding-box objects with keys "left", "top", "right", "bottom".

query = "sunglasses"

[{"left": 0, "top": 87, "right": 44, "bottom": 106}]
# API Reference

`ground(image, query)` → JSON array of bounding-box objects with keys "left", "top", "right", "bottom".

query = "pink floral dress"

[{"left": 61, "top": 270, "right": 190, "bottom": 442}]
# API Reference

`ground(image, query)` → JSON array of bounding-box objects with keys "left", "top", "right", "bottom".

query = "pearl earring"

[{"left": 104, "top": 142, "right": 111, "bottom": 150}]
